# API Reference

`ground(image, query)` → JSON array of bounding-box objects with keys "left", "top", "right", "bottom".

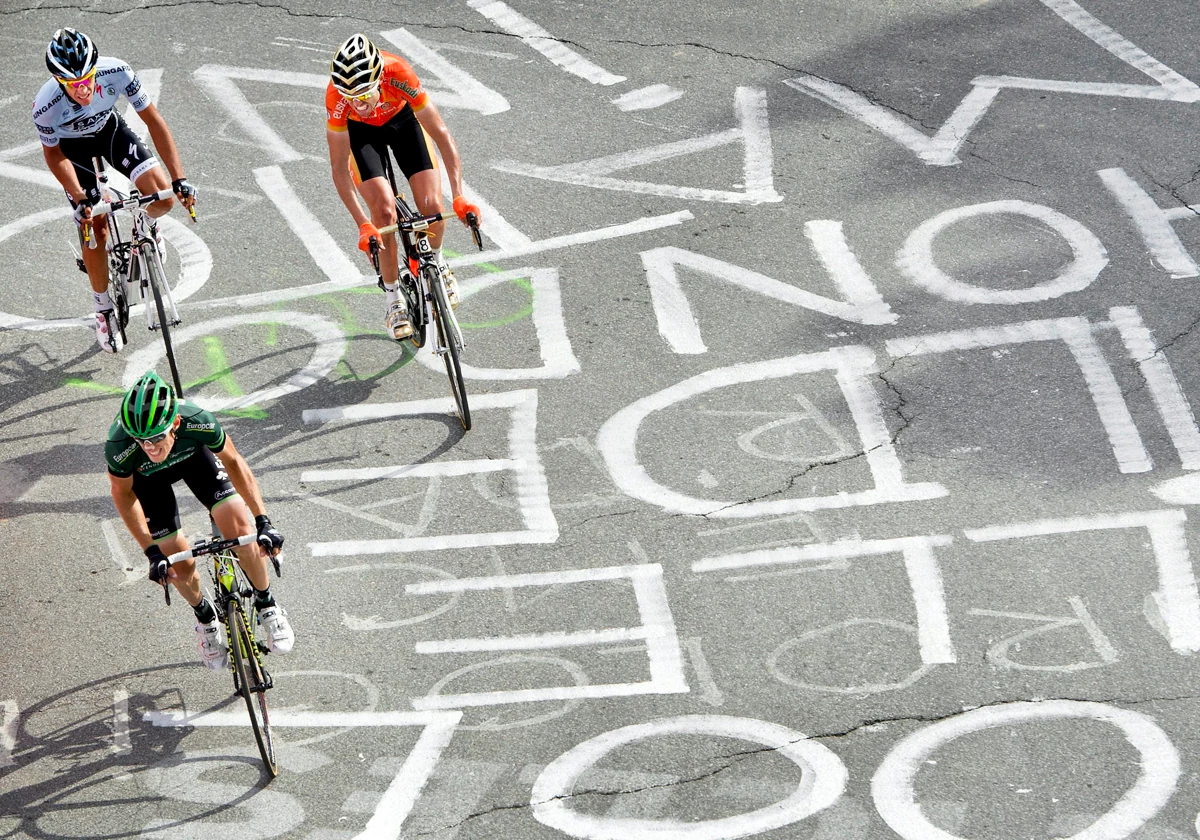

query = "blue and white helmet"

[{"left": 46, "top": 28, "right": 97, "bottom": 79}]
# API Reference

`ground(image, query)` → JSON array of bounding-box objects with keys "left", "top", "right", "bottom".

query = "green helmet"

[{"left": 120, "top": 371, "right": 178, "bottom": 438}]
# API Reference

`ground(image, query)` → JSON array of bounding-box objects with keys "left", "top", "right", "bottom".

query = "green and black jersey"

[{"left": 106, "top": 400, "right": 227, "bottom": 478}]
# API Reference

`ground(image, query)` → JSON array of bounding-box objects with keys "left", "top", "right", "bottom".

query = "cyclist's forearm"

[
  {"left": 417, "top": 105, "right": 465, "bottom": 198},
  {"left": 145, "top": 118, "right": 186, "bottom": 182},
  {"left": 333, "top": 175, "right": 369, "bottom": 227},
  {"left": 220, "top": 440, "right": 268, "bottom": 518},
  {"left": 109, "top": 477, "right": 154, "bottom": 549},
  {"left": 42, "top": 146, "right": 86, "bottom": 202}
]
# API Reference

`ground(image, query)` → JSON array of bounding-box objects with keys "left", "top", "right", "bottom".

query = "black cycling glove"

[
  {"left": 145, "top": 544, "right": 169, "bottom": 584},
  {"left": 72, "top": 198, "right": 93, "bottom": 228},
  {"left": 172, "top": 178, "right": 197, "bottom": 203},
  {"left": 255, "top": 514, "right": 284, "bottom": 554}
]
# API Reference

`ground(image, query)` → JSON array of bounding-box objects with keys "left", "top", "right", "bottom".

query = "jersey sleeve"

[
  {"left": 105, "top": 421, "right": 140, "bottom": 478},
  {"left": 382, "top": 54, "right": 428, "bottom": 111},
  {"left": 325, "top": 83, "right": 349, "bottom": 131},
  {"left": 119, "top": 63, "right": 152, "bottom": 112},
  {"left": 31, "top": 82, "right": 62, "bottom": 147},
  {"left": 179, "top": 403, "right": 227, "bottom": 451}
]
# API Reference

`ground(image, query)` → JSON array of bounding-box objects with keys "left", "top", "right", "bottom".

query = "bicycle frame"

[
  {"left": 164, "top": 526, "right": 280, "bottom": 776},
  {"left": 395, "top": 195, "right": 465, "bottom": 356},
  {"left": 90, "top": 164, "right": 181, "bottom": 333}
]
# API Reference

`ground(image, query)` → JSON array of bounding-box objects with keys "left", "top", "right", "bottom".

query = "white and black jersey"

[{"left": 32, "top": 56, "right": 151, "bottom": 145}]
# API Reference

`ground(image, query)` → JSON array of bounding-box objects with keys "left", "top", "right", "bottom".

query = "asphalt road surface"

[{"left": 3, "top": 1, "right": 1200, "bottom": 838}]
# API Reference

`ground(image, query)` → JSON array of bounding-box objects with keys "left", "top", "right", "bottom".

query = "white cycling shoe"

[
  {"left": 194, "top": 620, "right": 228, "bottom": 671},
  {"left": 257, "top": 605, "right": 294, "bottom": 654},
  {"left": 437, "top": 260, "right": 460, "bottom": 309},
  {"left": 385, "top": 301, "right": 413, "bottom": 341},
  {"left": 95, "top": 310, "right": 121, "bottom": 353}
]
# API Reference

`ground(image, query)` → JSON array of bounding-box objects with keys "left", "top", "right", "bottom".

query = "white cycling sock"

[
  {"left": 382, "top": 281, "right": 400, "bottom": 307},
  {"left": 93, "top": 290, "right": 112, "bottom": 310}
]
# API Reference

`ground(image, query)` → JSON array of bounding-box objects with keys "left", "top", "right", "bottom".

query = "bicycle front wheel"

[
  {"left": 144, "top": 248, "right": 184, "bottom": 397},
  {"left": 106, "top": 223, "right": 129, "bottom": 342},
  {"left": 430, "top": 268, "right": 470, "bottom": 430},
  {"left": 228, "top": 605, "right": 279, "bottom": 777}
]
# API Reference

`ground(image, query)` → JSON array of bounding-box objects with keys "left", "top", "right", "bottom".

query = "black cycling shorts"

[
  {"left": 132, "top": 446, "right": 237, "bottom": 540},
  {"left": 57, "top": 111, "right": 158, "bottom": 204},
  {"left": 348, "top": 106, "right": 435, "bottom": 185}
]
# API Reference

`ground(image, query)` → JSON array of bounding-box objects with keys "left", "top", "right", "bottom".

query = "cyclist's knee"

[
  {"left": 373, "top": 204, "right": 398, "bottom": 228},
  {"left": 149, "top": 195, "right": 176, "bottom": 217}
]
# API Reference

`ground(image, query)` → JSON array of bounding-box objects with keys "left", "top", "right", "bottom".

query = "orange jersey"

[{"left": 325, "top": 51, "right": 429, "bottom": 131}]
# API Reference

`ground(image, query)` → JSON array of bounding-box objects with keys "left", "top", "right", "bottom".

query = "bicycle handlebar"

[
  {"left": 159, "top": 533, "right": 257, "bottom": 605},
  {"left": 85, "top": 188, "right": 178, "bottom": 250},
  {"left": 92, "top": 189, "right": 175, "bottom": 217},
  {"left": 378, "top": 211, "right": 483, "bottom": 250},
  {"left": 167, "top": 533, "right": 257, "bottom": 565}
]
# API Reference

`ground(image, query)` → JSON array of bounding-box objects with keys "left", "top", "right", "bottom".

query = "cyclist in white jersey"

[{"left": 32, "top": 28, "right": 197, "bottom": 353}]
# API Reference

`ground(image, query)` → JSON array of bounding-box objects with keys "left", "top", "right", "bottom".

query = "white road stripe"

[{"left": 465, "top": 0, "right": 625, "bottom": 85}]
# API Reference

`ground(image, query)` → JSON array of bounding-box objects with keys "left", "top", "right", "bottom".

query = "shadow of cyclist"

[{"left": 4, "top": 664, "right": 276, "bottom": 838}]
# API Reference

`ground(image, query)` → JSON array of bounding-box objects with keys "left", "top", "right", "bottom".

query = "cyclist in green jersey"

[{"left": 106, "top": 370, "right": 293, "bottom": 670}]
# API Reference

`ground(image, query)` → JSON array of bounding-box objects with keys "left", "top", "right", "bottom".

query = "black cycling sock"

[
  {"left": 253, "top": 587, "right": 276, "bottom": 609},
  {"left": 192, "top": 597, "right": 217, "bottom": 625}
]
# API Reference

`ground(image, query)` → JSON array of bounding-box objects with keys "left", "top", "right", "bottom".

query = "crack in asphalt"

[
  {"left": 7, "top": 3, "right": 948, "bottom": 136},
  {"left": 1149, "top": 164, "right": 1200, "bottom": 220},
  {"left": 699, "top": 356, "right": 916, "bottom": 518},
  {"left": 408, "top": 692, "right": 1200, "bottom": 836}
]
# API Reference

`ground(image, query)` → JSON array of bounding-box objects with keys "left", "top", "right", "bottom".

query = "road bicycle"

[
  {"left": 368, "top": 157, "right": 483, "bottom": 430},
  {"left": 163, "top": 525, "right": 283, "bottom": 776},
  {"left": 82, "top": 156, "right": 191, "bottom": 395}
]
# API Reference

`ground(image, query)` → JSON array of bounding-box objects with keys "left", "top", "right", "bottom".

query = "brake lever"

[{"left": 466, "top": 212, "right": 482, "bottom": 250}]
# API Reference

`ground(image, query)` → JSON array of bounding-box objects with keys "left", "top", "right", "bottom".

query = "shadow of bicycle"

[{"left": 3, "top": 663, "right": 276, "bottom": 839}]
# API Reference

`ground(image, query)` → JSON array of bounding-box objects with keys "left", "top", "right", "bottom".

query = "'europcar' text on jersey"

[
  {"left": 106, "top": 401, "right": 227, "bottom": 478},
  {"left": 32, "top": 56, "right": 151, "bottom": 146}
]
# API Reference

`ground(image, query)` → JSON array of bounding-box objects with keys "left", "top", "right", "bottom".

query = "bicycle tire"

[
  {"left": 228, "top": 604, "right": 279, "bottom": 777},
  {"left": 430, "top": 268, "right": 470, "bottom": 430},
  {"left": 144, "top": 247, "right": 184, "bottom": 397},
  {"left": 403, "top": 271, "right": 427, "bottom": 349},
  {"left": 108, "top": 270, "right": 129, "bottom": 343},
  {"left": 106, "top": 220, "right": 129, "bottom": 340}
]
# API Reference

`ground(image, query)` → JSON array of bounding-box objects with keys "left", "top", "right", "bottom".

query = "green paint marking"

[
  {"left": 198, "top": 336, "right": 243, "bottom": 398},
  {"left": 64, "top": 378, "right": 124, "bottom": 395},
  {"left": 221, "top": 406, "right": 269, "bottom": 420},
  {"left": 458, "top": 277, "right": 534, "bottom": 329}
]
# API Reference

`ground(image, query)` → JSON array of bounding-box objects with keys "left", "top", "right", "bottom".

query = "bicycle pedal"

[{"left": 261, "top": 670, "right": 274, "bottom": 690}]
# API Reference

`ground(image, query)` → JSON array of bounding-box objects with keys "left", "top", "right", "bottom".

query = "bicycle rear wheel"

[
  {"left": 402, "top": 272, "right": 428, "bottom": 349},
  {"left": 228, "top": 604, "right": 279, "bottom": 777},
  {"left": 144, "top": 247, "right": 184, "bottom": 397},
  {"left": 431, "top": 268, "right": 470, "bottom": 430}
]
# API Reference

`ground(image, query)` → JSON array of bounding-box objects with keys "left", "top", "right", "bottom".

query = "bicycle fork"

[{"left": 133, "top": 213, "right": 180, "bottom": 331}]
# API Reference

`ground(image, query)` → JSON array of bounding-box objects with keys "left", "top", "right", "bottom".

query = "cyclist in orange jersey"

[{"left": 325, "top": 34, "right": 481, "bottom": 340}]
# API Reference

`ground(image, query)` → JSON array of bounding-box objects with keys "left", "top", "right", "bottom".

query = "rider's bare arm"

[
  {"left": 413, "top": 101, "right": 465, "bottom": 203},
  {"left": 138, "top": 103, "right": 186, "bottom": 186},
  {"left": 108, "top": 472, "right": 154, "bottom": 550},
  {"left": 218, "top": 435, "right": 269, "bottom": 519},
  {"left": 41, "top": 144, "right": 87, "bottom": 204},
  {"left": 326, "top": 127, "right": 370, "bottom": 227}
]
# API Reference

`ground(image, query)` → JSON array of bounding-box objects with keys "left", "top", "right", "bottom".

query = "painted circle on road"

[
  {"left": 872, "top": 700, "right": 1180, "bottom": 840},
  {"left": 122, "top": 311, "right": 346, "bottom": 410},
  {"left": 768, "top": 619, "right": 934, "bottom": 695},
  {"left": 532, "top": 714, "right": 847, "bottom": 840},
  {"left": 423, "top": 654, "right": 587, "bottom": 731},
  {"left": 897, "top": 200, "right": 1108, "bottom": 304},
  {"left": 0, "top": 208, "right": 212, "bottom": 330}
]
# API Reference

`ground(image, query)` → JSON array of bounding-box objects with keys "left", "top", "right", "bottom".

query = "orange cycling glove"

[
  {"left": 453, "top": 196, "right": 480, "bottom": 225},
  {"left": 358, "top": 221, "right": 381, "bottom": 254}
]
